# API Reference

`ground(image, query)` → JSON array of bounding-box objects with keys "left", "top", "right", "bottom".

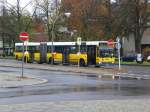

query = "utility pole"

[
  {"left": 1, "top": 0, "right": 7, "bottom": 55},
  {"left": 116, "top": 37, "right": 121, "bottom": 70}
]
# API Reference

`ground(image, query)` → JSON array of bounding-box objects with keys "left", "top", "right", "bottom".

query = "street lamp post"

[{"left": 50, "top": 12, "right": 71, "bottom": 64}]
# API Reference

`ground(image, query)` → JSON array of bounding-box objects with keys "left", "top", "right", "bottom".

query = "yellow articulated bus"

[{"left": 14, "top": 41, "right": 115, "bottom": 66}]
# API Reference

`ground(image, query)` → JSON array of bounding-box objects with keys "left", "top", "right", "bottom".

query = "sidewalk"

[
  {"left": 0, "top": 59, "right": 125, "bottom": 74},
  {"left": 0, "top": 99, "right": 150, "bottom": 112},
  {"left": 1, "top": 59, "right": 150, "bottom": 80},
  {"left": 0, "top": 72, "right": 47, "bottom": 88}
]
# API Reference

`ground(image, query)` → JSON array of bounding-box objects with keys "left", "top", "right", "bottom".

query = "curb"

[
  {"left": 0, "top": 64, "right": 109, "bottom": 75},
  {"left": 88, "top": 73, "right": 150, "bottom": 80},
  {"left": 2, "top": 79, "right": 48, "bottom": 88}
]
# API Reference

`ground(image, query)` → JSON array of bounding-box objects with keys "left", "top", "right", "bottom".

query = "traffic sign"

[
  {"left": 19, "top": 32, "right": 29, "bottom": 78},
  {"left": 116, "top": 37, "right": 120, "bottom": 42},
  {"left": 77, "top": 37, "right": 81, "bottom": 45},
  {"left": 115, "top": 43, "right": 121, "bottom": 49},
  {"left": 19, "top": 32, "right": 29, "bottom": 41},
  {"left": 107, "top": 39, "right": 114, "bottom": 45}
]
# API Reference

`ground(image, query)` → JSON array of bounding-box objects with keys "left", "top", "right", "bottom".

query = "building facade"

[{"left": 122, "top": 28, "right": 150, "bottom": 58}]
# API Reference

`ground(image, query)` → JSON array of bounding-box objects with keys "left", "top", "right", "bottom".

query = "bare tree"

[
  {"left": 35, "top": 0, "right": 64, "bottom": 64},
  {"left": 35, "top": 0, "right": 62, "bottom": 41},
  {"left": 1, "top": 0, "right": 36, "bottom": 42},
  {"left": 119, "top": 0, "right": 150, "bottom": 53}
]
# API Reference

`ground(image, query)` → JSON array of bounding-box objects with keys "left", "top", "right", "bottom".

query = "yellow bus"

[
  {"left": 47, "top": 42, "right": 87, "bottom": 66},
  {"left": 14, "top": 41, "right": 115, "bottom": 66},
  {"left": 14, "top": 42, "right": 40, "bottom": 63},
  {"left": 86, "top": 41, "right": 115, "bottom": 66}
]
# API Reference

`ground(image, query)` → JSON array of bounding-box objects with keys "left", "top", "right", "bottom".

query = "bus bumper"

[{"left": 96, "top": 62, "right": 115, "bottom": 66}]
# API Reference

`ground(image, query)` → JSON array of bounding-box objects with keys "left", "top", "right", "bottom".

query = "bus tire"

[
  {"left": 95, "top": 65, "right": 100, "bottom": 67},
  {"left": 49, "top": 58, "right": 54, "bottom": 64},
  {"left": 24, "top": 57, "right": 28, "bottom": 63},
  {"left": 80, "top": 59, "right": 85, "bottom": 67},
  {"left": 38, "top": 61, "right": 43, "bottom": 64},
  {"left": 16, "top": 55, "right": 18, "bottom": 60}
]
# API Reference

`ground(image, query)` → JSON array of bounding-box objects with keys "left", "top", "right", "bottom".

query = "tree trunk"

[
  {"left": 135, "top": 38, "right": 141, "bottom": 53},
  {"left": 47, "top": 24, "right": 51, "bottom": 41},
  {"left": 2, "top": 33, "right": 5, "bottom": 56},
  {"left": 134, "top": 29, "right": 142, "bottom": 53},
  {"left": 134, "top": 26, "right": 144, "bottom": 54}
]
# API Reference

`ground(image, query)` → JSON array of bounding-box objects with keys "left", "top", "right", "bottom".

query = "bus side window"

[
  {"left": 80, "top": 47, "right": 86, "bottom": 53},
  {"left": 55, "top": 46, "right": 62, "bottom": 53},
  {"left": 35, "top": 46, "right": 40, "bottom": 52},
  {"left": 16, "top": 46, "right": 23, "bottom": 52},
  {"left": 47, "top": 46, "right": 51, "bottom": 52},
  {"left": 70, "top": 46, "right": 77, "bottom": 54}
]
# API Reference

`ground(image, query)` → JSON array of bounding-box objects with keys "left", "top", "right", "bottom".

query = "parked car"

[
  {"left": 136, "top": 53, "right": 144, "bottom": 64},
  {"left": 122, "top": 54, "right": 136, "bottom": 62},
  {"left": 147, "top": 55, "right": 150, "bottom": 62}
]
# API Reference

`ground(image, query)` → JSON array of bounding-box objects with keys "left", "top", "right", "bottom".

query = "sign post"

[
  {"left": 77, "top": 37, "right": 81, "bottom": 68},
  {"left": 19, "top": 32, "right": 29, "bottom": 78},
  {"left": 24, "top": 41, "right": 28, "bottom": 63},
  {"left": 116, "top": 37, "right": 121, "bottom": 70}
]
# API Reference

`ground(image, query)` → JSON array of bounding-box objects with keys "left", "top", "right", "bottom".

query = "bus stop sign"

[
  {"left": 19, "top": 32, "right": 29, "bottom": 41},
  {"left": 77, "top": 37, "right": 81, "bottom": 45}
]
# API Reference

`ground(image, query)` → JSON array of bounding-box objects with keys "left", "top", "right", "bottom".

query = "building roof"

[{"left": 141, "top": 28, "right": 150, "bottom": 44}]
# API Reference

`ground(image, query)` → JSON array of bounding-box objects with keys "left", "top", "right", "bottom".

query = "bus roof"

[
  {"left": 86, "top": 41, "right": 108, "bottom": 45},
  {"left": 15, "top": 42, "right": 40, "bottom": 46},
  {"left": 47, "top": 42, "right": 76, "bottom": 46},
  {"left": 15, "top": 41, "right": 116, "bottom": 46}
]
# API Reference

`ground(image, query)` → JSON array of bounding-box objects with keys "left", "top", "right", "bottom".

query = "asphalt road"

[
  {"left": 123, "top": 65, "right": 150, "bottom": 75},
  {"left": 0, "top": 65, "right": 150, "bottom": 105}
]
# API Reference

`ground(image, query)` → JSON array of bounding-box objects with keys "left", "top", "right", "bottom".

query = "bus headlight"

[{"left": 99, "top": 62, "right": 102, "bottom": 64}]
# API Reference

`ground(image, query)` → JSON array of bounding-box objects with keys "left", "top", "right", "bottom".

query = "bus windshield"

[{"left": 99, "top": 48, "right": 114, "bottom": 57}]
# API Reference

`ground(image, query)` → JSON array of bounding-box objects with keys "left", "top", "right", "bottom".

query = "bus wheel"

[
  {"left": 38, "top": 61, "right": 43, "bottom": 64},
  {"left": 80, "top": 59, "right": 85, "bottom": 67},
  {"left": 16, "top": 55, "right": 18, "bottom": 60},
  {"left": 24, "top": 57, "right": 28, "bottom": 63},
  {"left": 49, "top": 58, "right": 54, "bottom": 64},
  {"left": 95, "top": 65, "right": 100, "bottom": 67}
]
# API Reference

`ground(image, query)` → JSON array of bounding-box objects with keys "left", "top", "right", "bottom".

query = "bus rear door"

[
  {"left": 62, "top": 46, "right": 70, "bottom": 65},
  {"left": 87, "top": 45, "right": 96, "bottom": 65}
]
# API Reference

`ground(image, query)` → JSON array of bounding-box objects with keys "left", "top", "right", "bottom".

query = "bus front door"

[
  {"left": 87, "top": 46, "right": 96, "bottom": 65},
  {"left": 62, "top": 47, "right": 70, "bottom": 65},
  {"left": 40, "top": 43, "right": 47, "bottom": 63}
]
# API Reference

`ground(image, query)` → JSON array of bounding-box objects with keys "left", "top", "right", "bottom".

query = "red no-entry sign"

[
  {"left": 19, "top": 32, "right": 29, "bottom": 41},
  {"left": 19, "top": 32, "right": 29, "bottom": 78},
  {"left": 107, "top": 39, "right": 114, "bottom": 45}
]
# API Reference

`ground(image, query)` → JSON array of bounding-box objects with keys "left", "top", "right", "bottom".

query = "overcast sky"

[
  {"left": 5, "top": 0, "right": 34, "bottom": 13},
  {"left": 4, "top": 0, "right": 116, "bottom": 13}
]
